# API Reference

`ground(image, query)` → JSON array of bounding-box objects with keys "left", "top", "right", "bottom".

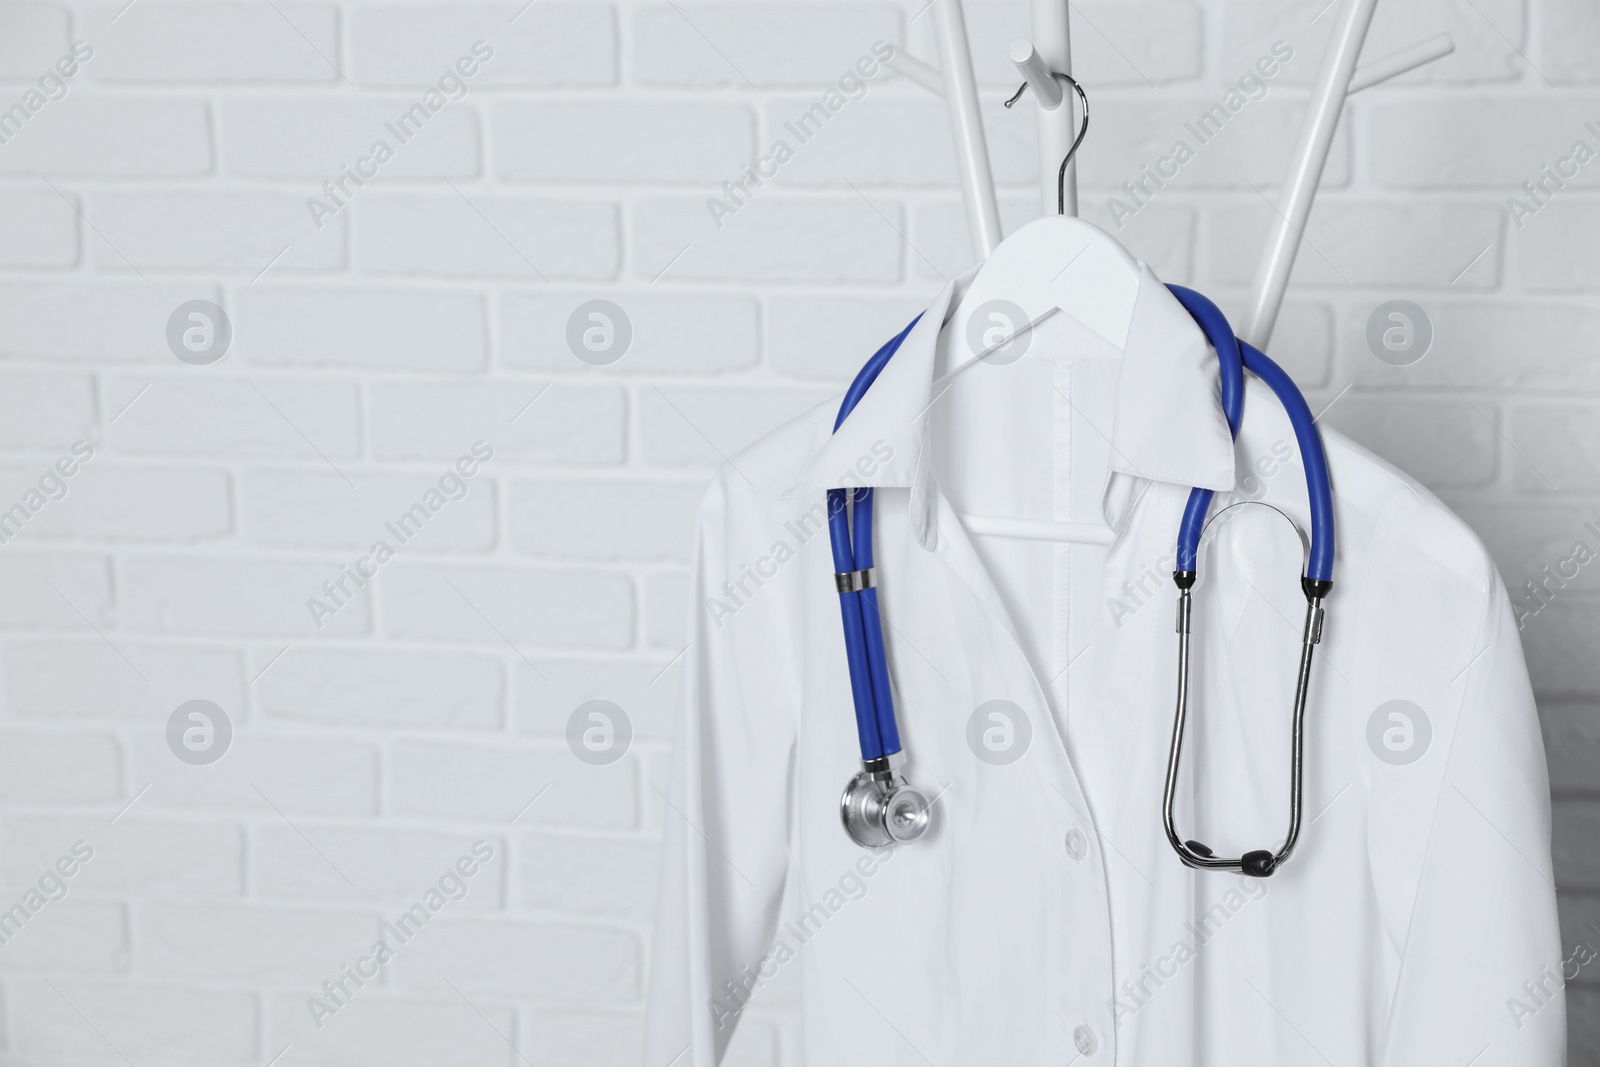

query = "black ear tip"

[
  {"left": 1184, "top": 839, "right": 1214, "bottom": 858},
  {"left": 1241, "top": 850, "right": 1276, "bottom": 878}
]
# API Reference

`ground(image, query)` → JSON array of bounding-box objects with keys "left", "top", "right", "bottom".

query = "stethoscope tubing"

[
  {"left": 828, "top": 316, "right": 920, "bottom": 762},
  {"left": 1239, "top": 338, "right": 1335, "bottom": 585},
  {"left": 827, "top": 287, "right": 1334, "bottom": 871},
  {"left": 829, "top": 485, "right": 890, "bottom": 760},
  {"left": 1166, "top": 284, "right": 1335, "bottom": 584}
]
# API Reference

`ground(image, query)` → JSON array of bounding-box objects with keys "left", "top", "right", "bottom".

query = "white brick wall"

[{"left": 0, "top": 0, "right": 1595, "bottom": 1064}]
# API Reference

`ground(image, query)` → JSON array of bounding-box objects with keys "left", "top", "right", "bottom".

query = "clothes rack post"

[
  {"left": 888, "top": 0, "right": 1455, "bottom": 335},
  {"left": 1011, "top": 1, "right": 1077, "bottom": 217},
  {"left": 932, "top": 0, "right": 1002, "bottom": 257},
  {"left": 1241, "top": 3, "right": 1454, "bottom": 346}
]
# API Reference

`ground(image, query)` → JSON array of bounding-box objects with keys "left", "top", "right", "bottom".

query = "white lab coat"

[{"left": 644, "top": 265, "right": 1564, "bottom": 1066}]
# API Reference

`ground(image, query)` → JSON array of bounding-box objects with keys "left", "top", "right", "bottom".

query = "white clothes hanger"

[
  {"left": 943, "top": 65, "right": 1142, "bottom": 375},
  {"left": 885, "top": 0, "right": 1456, "bottom": 546},
  {"left": 936, "top": 60, "right": 1134, "bottom": 546}
]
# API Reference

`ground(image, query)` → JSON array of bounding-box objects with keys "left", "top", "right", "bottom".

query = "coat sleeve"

[
  {"left": 1380, "top": 569, "right": 1565, "bottom": 1066},
  {"left": 644, "top": 471, "right": 798, "bottom": 1066}
]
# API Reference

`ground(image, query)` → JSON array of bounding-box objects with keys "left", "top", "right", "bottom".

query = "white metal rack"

[{"left": 888, "top": 0, "right": 1456, "bottom": 349}]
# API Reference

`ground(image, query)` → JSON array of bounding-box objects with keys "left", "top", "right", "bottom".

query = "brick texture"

[{"left": 0, "top": 1, "right": 1596, "bottom": 1065}]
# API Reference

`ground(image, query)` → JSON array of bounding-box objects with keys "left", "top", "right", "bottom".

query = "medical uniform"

[{"left": 645, "top": 265, "right": 1564, "bottom": 1066}]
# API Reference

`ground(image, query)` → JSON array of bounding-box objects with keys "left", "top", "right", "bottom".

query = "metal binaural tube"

[{"left": 1164, "top": 583, "right": 1326, "bottom": 877}]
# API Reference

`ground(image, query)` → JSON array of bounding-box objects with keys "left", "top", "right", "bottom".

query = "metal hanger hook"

[{"left": 1004, "top": 70, "right": 1090, "bottom": 215}]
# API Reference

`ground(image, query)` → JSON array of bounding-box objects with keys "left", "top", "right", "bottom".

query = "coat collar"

[{"left": 782, "top": 261, "right": 1238, "bottom": 548}]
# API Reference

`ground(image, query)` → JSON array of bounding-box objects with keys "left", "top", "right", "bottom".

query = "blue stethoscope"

[{"left": 829, "top": 286, "right": 1335, "bottom": 878}]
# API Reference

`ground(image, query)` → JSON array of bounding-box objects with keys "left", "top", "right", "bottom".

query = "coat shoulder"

[
  {"left": 699, "top": 396, "right": 838, "bottom": 518},
  {"left": 1321, "top": 425, "right": 1499, "bottom": 600}
]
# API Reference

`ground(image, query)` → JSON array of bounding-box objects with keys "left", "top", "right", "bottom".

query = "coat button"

[
  {"left": 1073, "top": 1023, "right": 1098, "bottom": 1056},
  {"left": 1064, "top": 828, "right": 1088, "bottom": 862}
]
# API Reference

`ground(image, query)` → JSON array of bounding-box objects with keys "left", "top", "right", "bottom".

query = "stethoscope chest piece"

[{"left": 840, "top": 754, "right": 931, "bottom": 848}]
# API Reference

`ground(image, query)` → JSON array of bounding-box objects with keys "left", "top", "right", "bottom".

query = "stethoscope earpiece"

[{"left": 1183, "top": 840, "right": 1278, "bottom": 879}]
